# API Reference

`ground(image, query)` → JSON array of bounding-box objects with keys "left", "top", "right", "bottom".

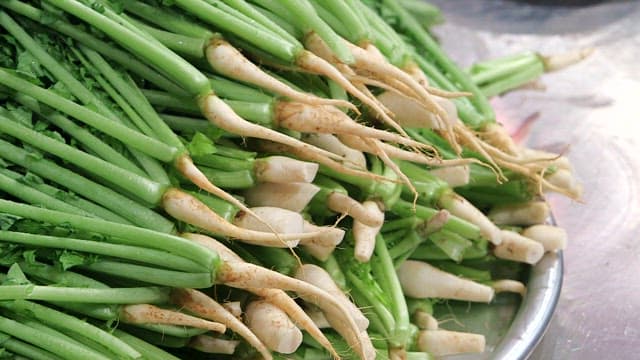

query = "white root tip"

[
  {"left": 206, "top": 40, "right": 354, "bottom": 110},
  {"left": 245, "top": 300, "right": 303, "bottom": 354},
  {"left": 488, "top": 201, "right": 550, "bottom": 226},
  {"left": 305, "top": 306, "right": 332, "bottom": 329},
  {"left": 414, "top": 311, "right": 439, "bottom": 331},
  {"left": 299, "top": 221, "right": 344, "bottom": 261},
  {"left": 163, "top": 190, "right": 312, "bottom": 247},
  {"left": 254, "top": 156, "right": 319, "bottom": 184},
  {"left": 353, "top": 201, "right": 384, "bottom": 262},
  {"left": 417, "top": 329, "right": 486, "bottom": 357},
  {"left": 543, "top": 169, "right": 583, "bottom": 198},
  {"left": 303, "top": 133, "right": 367, "bottom": 170},
  {"left": 190, "top": 336, "right": 240, "bottom": 355},
  {"left": 439, "top": 192, "right": 502, "bottom": 245},
  {"left": 233, "top": 206, "right": 303, "bottom": 248},
  {"left": 519, "top": 148, "right": 573, "bottom": 171},
  {"left": 491, "top": 279, "right": 527, "bottom": 296},
  {"left": 480, "top": 123, "right": 519, "bottom": 155},
  {"left": 299, "top": 221, "right": 345, "bottom": 247},
  {"left": 244, "top": 182, "right": 321, "bottom": 213},
  {"left": 182, "top": 233, "right": 243, "bottom": 262},
  {"left": 542, "top": 48, "right": 595, "bottom": 72},
  {"left": 121, "top": 304, "right": 226, "bottom": 333},
  {"left": 222, "top": 301, "right": 243, "bottom": 319},
  {"left": 397, "top": 261, "right": 495, "bottom": 303},
  {"left": 494, "top": 230, "right": 545, "bottom": 265},
  {"left": 327, "top": 192, "right": 384, "bottom": 228},
  {"left": 429, "top": 165, "right": 471, "bottom": 188},
  {"left": 521, "top": 225, "right": 567, "bottom": 252},
  {"left": 376, "top": 91, "right": 446, "bottom": 129},
  {"left": 295, "top": 264, "right": 369, "bottom": 332}
]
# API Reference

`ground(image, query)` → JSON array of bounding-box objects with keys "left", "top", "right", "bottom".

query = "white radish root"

[
  {"left": 521, "top": 224, "right": 567, "bottom": 252},
  {"left": 182, "top": 234, "right": 339, "bottom": 359},
  {"left": 299, "top": 220, "right": 345, "bottom": 248},
  {"left": 491, "top": 280, "right": 527, "bottom": 296},
  {"left": 414, "top": 311, "right": 439, "bottom": 331},
  {"left": 488, "top": 201, "right": 550, "bottom": 226},
  {"left": 345, "top": 41, "right": 449, "bottom": 121},
  {"left": 254, "top": 156, "right": 319, "bottom": 183},
  {"left": 302, "top": 133, "right": 367, "bottom": 170},
  {"left": 245, "top": 300, "right": 303, "bottom": 354},
  {"left": 274, "top": 101, "right": 433, "bottom": 150},
  {"left": 205, "top": 39, "right": 355, "bottom": 111},
  {"left": 299, "top": 40, "right": 413, "bottom": 140},
  {"left": 222, "top": 301, "right": 242, "bottom": 319},
  {"left": 543, "top": 169, "right": 583, "bottom": 198},
  {"left": 430, "top": 165, "right": 471, "bottom": 188},
  {"left": 162, "top": 189, "right": 322, "bottom": 246},
  {"left": 120, "top": 304, "right": 226, "bottom": 333},
  {"left": 494, "top": 230, "right": 545, "bottom": 265},
  {"left": 479, "top": 122, "right": 519, "bottom": 155},
  {"left": 326, "top": 192, "right": 384, "bottom": 228},
  {"left": 417, "top": 329, "right": 486, "bottom": 356},
  {"left": 541, "top": 48, "right": 594, "bottom": 72},
  {"left": 397, "top": 260, "right": 495, "bottom": 303},
  {"left": 353, "top": 201, "right": 384, "bottom": 263},
  {"left": 295, "top": 264, "right": 369, "bottom": 332},
  {"left": 233, "top": 206, "right": 304, "bottom": 248},
  {"left": 519, "top": 148, "right": 573, "bottom": 171},
  {"left": 306, "top": 306, "right": 331, "bottom": 329},
  {"left": 256, "top": 140, "right": 391, "bottom": 183},
  {"left": 189, "top": 336, "right": 240, "bottom": 355},
  {"left": 200, "top": 95, "right": 347, "bottom": 163},
  {"left": 176, "top": 155, "right": 284, "bottom": 240},
  {"left": 217, "top": 261, "right": 371, "bottom": 360},
  {"left": 243, "top": 182, "right": 320, "bottom": 213},
  {"left": 170, "top": 288, "right": 271, "bottom": 360},
  {"left": 376, "top": 91, "right": 442, "bottom": 129},
  {"left": 438, "top": 191, "right": 502, "bottom": 245}
]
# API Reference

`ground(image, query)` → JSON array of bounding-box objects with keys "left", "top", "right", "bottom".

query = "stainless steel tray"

[{"left": 435, "top": 249, "right": 563, "bottom": 360}]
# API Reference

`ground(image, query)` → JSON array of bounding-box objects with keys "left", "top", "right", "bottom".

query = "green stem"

[
  {"left": 0, "top": 332, "right": 62, "bottom": 360},
  {"left": 111, "top": 329, "right": 181, "bottom": 360},
  {"left": 0, "top": 200, "right": 216, "bottom": 269},
  {"left": 196, "top": 167, "right": 255, "bottom": 189},
  {"left": 81, "top": 261, "right": 213, "bottom": 289},
  {"left": 0, "top": 69, "right": 178, "bottom": 162},
  {"left": 0, "top": 168, "right": 130, "bottom": 224},
  {"left": 12, "top": 94, "right": 147, "bottom": 179},
  {"left": 0, "top": 231, "right": 205, "bottom": 273},
  {"left": 0, "top": 114, "right": 168, "bottom": 205},
  {"left": 0, "top": 300, "right": 141, "bottom": 360},
  {"left": 0, "top": 316, "right": 108, "bottom": 360},
  {"left": 126, "top": 16, "right": 207, "bottom": 59},
  {"left": 0, "top": 172, "right": 90, "bottom": 217},
  {"left": 46, "top": 0, "right": 211, "bottom": 96},
  {"left": 373, "top": 234, "right": 410, "bottom": 348},
  {"left": 0, "top": 140, "right": 173, "bottom": 231},
  {"left": 0, "top": 0, "right": 186, "bottom": 94},
  {"left": 173, "top": 0, "right": 299, "bottom": 62},
  {"left": 0, "top": 285, "right": 170, "bottom": 304}
]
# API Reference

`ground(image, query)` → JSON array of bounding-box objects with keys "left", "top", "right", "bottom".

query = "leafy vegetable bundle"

[{"left": 0, "top": 0, "right": 580, "bottom": 359}]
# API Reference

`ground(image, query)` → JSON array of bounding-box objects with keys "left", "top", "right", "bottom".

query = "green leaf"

[
  {"left": 187, "top": 132, "right": 217, "bottom": 157},
  {"left": 57, "top": 251, "right": 86, "bottom": 271},
  {"left": 0, "top": 214, "right": 20, "bottom": 231},
  {"left": 4, "top": 263, "right": 31, "bottom": 285},
  {"left": 15, "top": 50, "right": 45, "bottom": 83},
  {"left": 22, "top": 249, "right": 40, "bottom": 267},
  {"left": 18, "top": 172, "right": 44, "bottom": 187}
]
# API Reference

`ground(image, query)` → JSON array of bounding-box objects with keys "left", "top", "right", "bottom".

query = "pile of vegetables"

[{"left": 0, "top": 0, "right": 581, "bottom": 359}]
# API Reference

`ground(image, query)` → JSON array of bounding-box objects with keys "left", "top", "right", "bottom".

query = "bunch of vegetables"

[{"left": 0, "top": 0, "right": 580, "bottom": 359}]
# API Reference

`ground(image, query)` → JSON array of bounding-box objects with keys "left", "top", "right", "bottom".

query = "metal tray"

[{"left": 434, "top": 248, "right": 563, "bottom": 360}]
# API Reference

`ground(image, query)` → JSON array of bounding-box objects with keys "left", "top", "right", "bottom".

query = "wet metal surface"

[{"left": 428, "top": 1, "right": 640, "bottom": 359}]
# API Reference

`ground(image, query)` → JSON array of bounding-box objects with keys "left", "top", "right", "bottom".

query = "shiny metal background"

[{"left": 427, "top": 1, "right": 640, "bottom": 359}]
